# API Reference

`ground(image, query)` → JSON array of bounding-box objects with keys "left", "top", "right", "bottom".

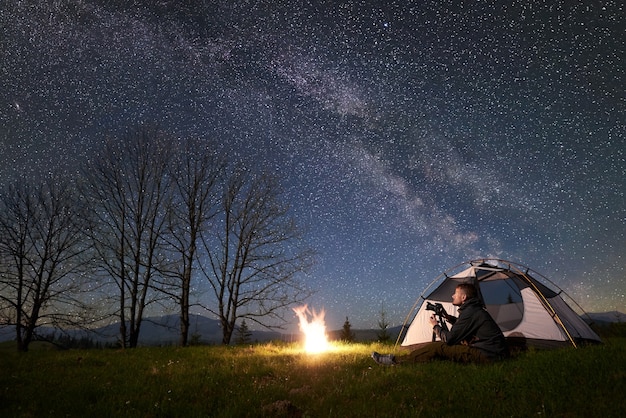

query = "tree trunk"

[{"left": 180, "top": 285, "right": 190, "bottom": 346}]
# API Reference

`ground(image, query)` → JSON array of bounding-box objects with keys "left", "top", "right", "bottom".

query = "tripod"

[{"left": 431, "top": 311, "right": 450, "bottom": 342}]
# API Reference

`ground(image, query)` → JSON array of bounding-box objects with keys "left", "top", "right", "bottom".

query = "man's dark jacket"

[{"left": 436, "top": 297, "right": 508, "bottom": 358}]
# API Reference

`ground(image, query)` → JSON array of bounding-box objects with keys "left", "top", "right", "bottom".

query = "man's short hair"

[{"left": 456, "top": 283, "right": 478, "bottom": 299}]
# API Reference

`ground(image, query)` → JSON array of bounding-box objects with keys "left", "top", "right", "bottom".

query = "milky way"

[{"left": 1, "top": 0, "right": 624, "bottom": 328}]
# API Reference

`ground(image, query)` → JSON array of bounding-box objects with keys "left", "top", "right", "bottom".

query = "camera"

[{"left": 426, "top": 302, "right": 445, "bottom": 316}]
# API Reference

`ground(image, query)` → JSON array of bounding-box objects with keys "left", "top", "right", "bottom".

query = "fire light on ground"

[{"left": 293, "top": 305, "right": 330, "bottom": 354}]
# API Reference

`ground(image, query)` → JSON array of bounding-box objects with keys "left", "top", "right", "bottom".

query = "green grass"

[{"left": 1, "top": 339, "right": 625, "bottom": 417}]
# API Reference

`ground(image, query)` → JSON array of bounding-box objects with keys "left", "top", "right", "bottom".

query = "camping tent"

[{"left": 399, "top": 259, "right": 601, "bottom": 349}]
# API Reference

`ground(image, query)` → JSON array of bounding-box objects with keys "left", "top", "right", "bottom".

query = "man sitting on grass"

[{"left": 372, "top": 283, "right": 508, "bottom": 365}]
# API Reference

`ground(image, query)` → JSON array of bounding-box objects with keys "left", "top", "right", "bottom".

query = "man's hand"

[{"left": 429, "top": 315, "right": 438, "bottom": 327}]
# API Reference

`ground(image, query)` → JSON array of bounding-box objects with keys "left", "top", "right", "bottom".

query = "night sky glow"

[{"left": 1, "top": 1, "right": 624, "bottom": 330}]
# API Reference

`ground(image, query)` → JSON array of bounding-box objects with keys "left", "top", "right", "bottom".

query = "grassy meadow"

[{"left": 1, "top": 338, "right": 625, "bottom": 417}]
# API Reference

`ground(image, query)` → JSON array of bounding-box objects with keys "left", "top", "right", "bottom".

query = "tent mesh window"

[{"left": 480, "top": 278, "right": 524, "bottom": 332}]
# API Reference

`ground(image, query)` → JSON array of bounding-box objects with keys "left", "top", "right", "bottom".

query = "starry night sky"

[{"left": 2, "top": 0, "right": 625, "bottom": 330}]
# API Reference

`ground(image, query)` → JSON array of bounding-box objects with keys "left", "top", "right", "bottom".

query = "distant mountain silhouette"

[
  {"left": 76, "top": 314, "right": 222, "bottom": 345},
  {"left": 585, "top": 311, "right": 626, "bottom": 325},
  {"left": 76, "top": 314, "right": 287, "bottom": 345}
]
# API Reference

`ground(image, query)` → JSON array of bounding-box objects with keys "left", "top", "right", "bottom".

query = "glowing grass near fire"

[{"left": 293, "top": 305, "right": 330, "bottom": 354}]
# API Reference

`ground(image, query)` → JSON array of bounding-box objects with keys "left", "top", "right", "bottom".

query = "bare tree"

[
  {"left": 0, "top": 176, "right": 90, "bottom": 351},
  {"left": 200, "top": 166, "right": 314, "bottom": 344},
  {"left": 163, "top": 137, "right": 224, "bottom": 346},
  {"left": 81, "top": 125, "right": 173, "bottom": 348}
]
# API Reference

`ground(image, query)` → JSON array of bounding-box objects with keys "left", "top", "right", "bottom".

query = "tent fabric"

[
  {"left": 400, "top": 259, "right": 601, "bottom": 349},
  {"left": 502, "top": 288, "right": 567, "bottom": 340}
]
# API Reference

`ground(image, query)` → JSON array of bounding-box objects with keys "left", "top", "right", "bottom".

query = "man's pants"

[{"left": 397, "top": 342, "right": 491, "bottom": 364}]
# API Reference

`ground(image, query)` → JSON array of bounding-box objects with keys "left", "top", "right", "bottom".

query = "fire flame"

[{"left": 293, "top": 305, "right": 330, "bottom": 354}]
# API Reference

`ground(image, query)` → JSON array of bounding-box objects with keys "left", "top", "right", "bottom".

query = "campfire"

[{"left": 293, "top": 305, "right": 330, "bottom": 354}]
